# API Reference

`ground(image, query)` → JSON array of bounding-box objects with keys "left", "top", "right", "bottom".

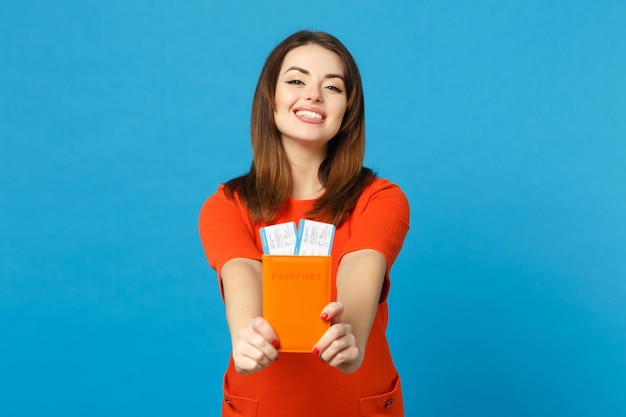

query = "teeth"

[{"left": 296, "top": 110, "right": 323, "bottom": 120}]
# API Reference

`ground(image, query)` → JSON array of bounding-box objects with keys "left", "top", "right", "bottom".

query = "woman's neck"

[
  {"left": 283, "top": 141, "right": 327, "bottom": 200},
  {"left": 290, "top": 168, "right": 324, "bottom": 200}
]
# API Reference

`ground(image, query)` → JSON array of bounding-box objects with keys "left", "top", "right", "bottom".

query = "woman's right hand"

[{"left": 232, "top": 316, "right": 280, "bottom": 375}]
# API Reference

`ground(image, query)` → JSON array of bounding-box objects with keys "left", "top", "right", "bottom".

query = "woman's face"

[{"left": 274, "top": 44, "right": 348, "bottom": 149}]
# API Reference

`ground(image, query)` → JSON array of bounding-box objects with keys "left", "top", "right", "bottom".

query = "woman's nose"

[{"left": 305, "top": 84, "right": 323, "bottom": 102}]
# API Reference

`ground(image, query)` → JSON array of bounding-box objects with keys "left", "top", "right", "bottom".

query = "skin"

[
  {"left": 222, "top": 44, "right": 387, "bottom": 375},
  {"left": 274, "top": 44, "right": 348, "bottom": 200}
]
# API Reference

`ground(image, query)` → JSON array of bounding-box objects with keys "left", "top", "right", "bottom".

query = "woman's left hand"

[{"left": 312, "top": 301, "right": 364, "bottom": 374}]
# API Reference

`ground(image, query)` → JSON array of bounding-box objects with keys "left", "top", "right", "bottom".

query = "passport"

[{"left": 262, "top": 254, "right": 331, "bottom": 352}]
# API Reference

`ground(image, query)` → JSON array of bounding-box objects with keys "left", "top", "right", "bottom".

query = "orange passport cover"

[{"left": 262, "top": 255, "right": 331, "bottom": 352}]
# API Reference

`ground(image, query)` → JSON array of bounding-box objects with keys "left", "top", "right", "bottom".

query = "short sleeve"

[
  {"left": 340, "top": 179, "right": 410, "bottom": 300},
  {"left": 198, "top": 185, "right": 262, "bottom": 280}
]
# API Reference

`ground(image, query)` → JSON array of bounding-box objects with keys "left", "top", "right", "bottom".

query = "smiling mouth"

[{"left": 295, "top": 110, "right": 324, "bottom": 121}]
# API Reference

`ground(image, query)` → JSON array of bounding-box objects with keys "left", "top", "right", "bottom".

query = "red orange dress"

[{"left": 199, "top": 178, "right": 410, "bottom": 416}]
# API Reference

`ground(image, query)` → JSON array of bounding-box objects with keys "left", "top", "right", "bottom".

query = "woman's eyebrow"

[
  {"left": 284, "top": 66, "right": 345, "bottom": 82},
  {"left": 284, "top": 66, "right": 309, "bottom": 75}
]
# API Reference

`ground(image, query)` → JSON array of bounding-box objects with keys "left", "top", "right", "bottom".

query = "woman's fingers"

[
  {"left": 233, "top": 317, "right": 279, "bottom": 374},
  {"left": 312, "top": 322, "right": 362, "bottom": 373}
]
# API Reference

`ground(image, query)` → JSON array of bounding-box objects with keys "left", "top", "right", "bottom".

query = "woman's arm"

[
  {"left": 221, "top": 258, "right": 279, "bottom": 375},
  {"left": 313, "top": 248, "right": 386, "bottom": 373}
]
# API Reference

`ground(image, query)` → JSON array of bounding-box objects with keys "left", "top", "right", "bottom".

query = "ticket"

[
  {"left": 295, "top": 219, "right": 335, "bottom": 256},
  {"left": 259, "top": 222, "right": 298, "bottom": 255}
]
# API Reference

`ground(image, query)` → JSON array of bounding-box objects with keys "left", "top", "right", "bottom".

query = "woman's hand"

[
  {"left": 232, "top": 317, "right": 279, "bottom": 375},
  {"left": 220, "top": 258, "right": 278, "bottom": 375},
  {"left": 312, "top": 301, "right": 364, "bottom": 374}
]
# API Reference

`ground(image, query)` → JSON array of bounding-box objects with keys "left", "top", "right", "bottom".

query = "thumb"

[
  {"left": 320, "top": 301, "right": 344, "bottom": 324},
  {"left": 249, "top": 317, "right": 279, "bottom": 345}
]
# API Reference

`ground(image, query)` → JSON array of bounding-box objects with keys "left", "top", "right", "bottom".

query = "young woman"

[{"left": 199, "top": 30, "right": 410, "bottom": 417}]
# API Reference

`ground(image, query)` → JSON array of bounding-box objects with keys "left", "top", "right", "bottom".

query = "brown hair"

[{"left": 225, "top": 30, "right": 374, "bottom": 225}]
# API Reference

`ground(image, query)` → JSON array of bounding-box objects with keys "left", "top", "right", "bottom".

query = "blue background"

[{"left": 2, "top": 1, "right": 625, "bottom": 416}]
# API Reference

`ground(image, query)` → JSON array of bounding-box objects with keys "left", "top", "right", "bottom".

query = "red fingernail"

[
  {"left": 320, "top": 313, "right": 329, "bottom": 321},
  {"left": 271, "top": 340, "right": 280, "bottom": 348},
  {"left": 312, "top": 347, "right": 320, "bottom": 356}
]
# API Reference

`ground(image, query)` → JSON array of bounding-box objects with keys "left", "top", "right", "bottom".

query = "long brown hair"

[{"left": 225, "top": 30, "right": 374, "bottom": 225}]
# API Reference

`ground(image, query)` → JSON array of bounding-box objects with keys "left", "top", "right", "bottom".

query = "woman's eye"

[
  {"left": 286, "top": 80, "right": 304, "bottom": 85},
  {"left": 326, "top": 85, "right": 344, "bottom": 93}
]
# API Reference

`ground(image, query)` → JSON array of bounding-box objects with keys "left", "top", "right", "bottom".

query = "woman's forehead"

[{"left": 280, "top": 44, "right": 345, "bottom": 76}]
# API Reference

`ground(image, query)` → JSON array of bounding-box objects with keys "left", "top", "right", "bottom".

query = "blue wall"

[{"left": 1, "top": 1, "right": 625, "bottom": 415}]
